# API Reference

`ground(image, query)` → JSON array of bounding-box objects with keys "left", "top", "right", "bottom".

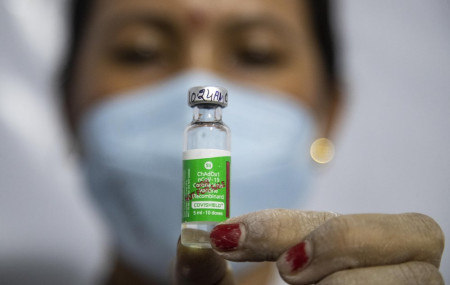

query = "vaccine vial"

[{"left": 181, "top": 86, "right": 231, "bottom": 248}]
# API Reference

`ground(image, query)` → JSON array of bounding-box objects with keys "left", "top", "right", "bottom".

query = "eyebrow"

[
  {"left": 223, "top": 17, "right": 296, "bottom": 38},
  {"left": 102, "top": 12, "right": 297, "bottom": 41},
  {"left": 103, "top": 13, "right": 178, "bottom": 37}
]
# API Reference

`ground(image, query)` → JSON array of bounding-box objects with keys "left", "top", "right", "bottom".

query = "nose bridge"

[{"left": 184, "top": 35, "right": 219, "bottom": 72}]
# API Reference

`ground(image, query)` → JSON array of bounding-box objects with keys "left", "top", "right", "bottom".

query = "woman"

[{"left": 62, "top": 0, "right": 444, "bottom": 284}]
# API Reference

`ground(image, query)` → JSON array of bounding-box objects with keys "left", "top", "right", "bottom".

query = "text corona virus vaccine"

[{"left": 181, "top": 86, "right": 231, "bottom": 248}]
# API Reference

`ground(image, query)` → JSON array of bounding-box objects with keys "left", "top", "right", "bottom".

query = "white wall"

[{"left": 307, "top": 0, "right": 450, "bottom": 281}]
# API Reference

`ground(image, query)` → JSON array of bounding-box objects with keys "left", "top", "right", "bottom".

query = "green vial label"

[{"left": 182, "top": 149, "right": 231, "bottom": 222}]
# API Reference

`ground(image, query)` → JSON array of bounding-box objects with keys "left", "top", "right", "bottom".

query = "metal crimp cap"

[{"left": 188, "top": 86, "right": 228, "bottom": 107}]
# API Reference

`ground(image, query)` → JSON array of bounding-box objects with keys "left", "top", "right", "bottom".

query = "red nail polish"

[
  {"left": 285, "top": 241, "right": 309, "bottom": 272},
  {"left": 210, "top": 224, "right": 241, "bottom": 251}
]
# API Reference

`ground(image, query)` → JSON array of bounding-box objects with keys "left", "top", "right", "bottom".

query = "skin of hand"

[
  {"left": 174, "top": 237, "right": 235, "bottom": 285},
  {"left": 175, "top": 209, "right": 445, "bottom": 285}
]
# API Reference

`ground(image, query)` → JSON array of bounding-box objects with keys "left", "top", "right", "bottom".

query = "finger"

[
  {"left": 276, "top": 213, "right": 444, "bottom": 285},
  {"left": 174, "top": 235, "right": 235, "bottom": 285},
  {"left": 317, "top": 261, "right": 444, "bottom": 285},
  {"left": 209, "top": 209, "right": 339, "bottom": 261}
]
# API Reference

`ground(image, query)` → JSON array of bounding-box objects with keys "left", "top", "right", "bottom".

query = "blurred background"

[
  {"left": 1, "top": 0, "right": 449, "bottom": 283},
  {"left": 308, "top": 0, "right": 450, "bottom": 281}
]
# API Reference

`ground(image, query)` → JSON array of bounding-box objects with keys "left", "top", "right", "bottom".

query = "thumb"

[
  {"left": 210, "top": 209, "right": 338, "bottom": 261},
  {"left": 174, "top": 235, "right": 234, "bottom": 285}
]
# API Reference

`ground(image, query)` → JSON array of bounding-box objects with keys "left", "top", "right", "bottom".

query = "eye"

[
  {"left": 234, "top": 46, "right": 284, "bottom": 68},
  {"left": 112, "top": 45, "right": 163, "bottom": 66}
]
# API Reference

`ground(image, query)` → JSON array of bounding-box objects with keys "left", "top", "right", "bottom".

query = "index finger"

[{"left": 210, "top": 209, "right": 338, "bottom": 261}]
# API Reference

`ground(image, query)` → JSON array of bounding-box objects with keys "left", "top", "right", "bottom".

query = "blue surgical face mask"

[{"left": 79, "top": 70, "right": 315, "bottom": 280}]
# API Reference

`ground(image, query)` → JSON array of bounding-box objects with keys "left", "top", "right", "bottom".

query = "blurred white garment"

[{"left": 0, "top": 0, "right": 111, "bottom": 284}]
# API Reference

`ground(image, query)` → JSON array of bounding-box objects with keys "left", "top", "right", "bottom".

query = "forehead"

[{"left": 92, "top": 0, "right": 310, "bottom": 34}]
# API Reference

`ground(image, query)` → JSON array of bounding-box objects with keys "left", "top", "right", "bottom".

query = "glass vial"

[{"left": 181, "top": 86, "right": 231, "bottom": 248}]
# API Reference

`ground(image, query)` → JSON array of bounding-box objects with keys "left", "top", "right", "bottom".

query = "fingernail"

[
  {"left": 282, "top": 241, "right": 311, "bottom": 273},
  {"left": 210, "top": 223, "right": 242, "bottom": 251}
]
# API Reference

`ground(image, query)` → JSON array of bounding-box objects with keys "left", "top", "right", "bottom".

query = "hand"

[
  {"left": 174, "top": 237, "right": 235, "bottom": 285},
  {"left": 209, "top": 209, "right": 445, "bottom": 285}
]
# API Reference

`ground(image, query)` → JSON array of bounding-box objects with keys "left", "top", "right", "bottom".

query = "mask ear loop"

[{"left": 310, "top": 138, "right": 335, "bottom": 164}]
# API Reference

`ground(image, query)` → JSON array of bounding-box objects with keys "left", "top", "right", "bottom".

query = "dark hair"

[
  {"left": 307, "top": 0, "right": 337, "bottom": 83},
  {"left": 61, "top": 0, "right": 92, "bottom": 98},
  {"left": 61, "top": 0, "right": 337, "bottom": 97}
]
